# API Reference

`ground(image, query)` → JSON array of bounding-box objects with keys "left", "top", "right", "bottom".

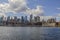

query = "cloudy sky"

[{"left": 0, "top": 0, "right": 60, "bottom": 17}]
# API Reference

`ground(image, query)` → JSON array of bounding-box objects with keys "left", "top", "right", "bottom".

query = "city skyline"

[
  {"left": 0, "top": 0, "right": 60, "bottom": 17},
  {"left": 0, "top": 15, "right": 57, "bottom": 21},
  {"left": 0, "top": 14, "right": 58, "bottom": 27}
]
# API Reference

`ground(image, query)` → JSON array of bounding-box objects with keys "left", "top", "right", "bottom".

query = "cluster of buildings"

[{"left": 0, "top": 14, "right": 60, "bottom": 27}]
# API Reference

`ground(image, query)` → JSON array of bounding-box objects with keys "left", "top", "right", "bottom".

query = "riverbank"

[
  {"left": 0, "top": 22, "right": 60, "bottom": 27},
  {"left": 0, "top": 25, "right": 60, "bottom": 27}
]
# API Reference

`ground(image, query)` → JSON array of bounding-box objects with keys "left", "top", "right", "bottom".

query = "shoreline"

[{"left": 0, "top": 25, "right": 59, "bottom": 27}]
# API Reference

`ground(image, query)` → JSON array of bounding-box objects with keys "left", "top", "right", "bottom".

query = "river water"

[{"left": 0, "top": 27, "right": 60, "bottom": 40}]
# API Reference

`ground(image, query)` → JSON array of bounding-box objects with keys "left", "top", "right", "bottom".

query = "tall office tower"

[
  {"left": 17, "top": 18, "right": 20, "bottom": 22},
  {"left": 37, "top": 16, "right": 40, "bottom": 22},
  {"left": 7, "top": 16, "right": 10, "bottom": 21},
  {"left": 21, "top": 16, "right": 24, "bottom": 23},
  {"left": 3, "top": 17, "right": 7, "bottom": 21},
  {"left": 54, "top": 17, "right": 56, "bottom": 22},
  {"left": 0, "top": 16, "right": 4, "bottom": 23},
  {"left": 0, "top": 17, "right": 2, "bottom": 22},
  {"left": 30, "top": 14, "right": 33, "bottom": 23},
  {"left": 47, "top": 18, "right": 56, "bottom": 23},
  {"left": 34, "top": 16, "right": 40, "bottom": 23},
  {"left": 1, "top": 16, "right": 4, "bottom": 20},
  {"left": 34, "top": 16, "right": 37, "bottom": 23},
  {"left": 24, "top": 16, "right": 28, "bottom": 23},
  {"left": 14, "top": 16, "right": 17, "bottom": 21},
  {"left": 51, "top": 18, "right": 56, "bottom": 23}
]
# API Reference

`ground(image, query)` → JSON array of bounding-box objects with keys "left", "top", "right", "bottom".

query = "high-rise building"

[
  {"left": 34, "top": 16, "right": 40, "bottom": 23},
  {"left": 7, "top": 16, "right": 10, "bottom": 21},
  {"left": 34, "top": 16, "right": 37, "bottom": 23},
  {"left": 17, "top": 18, "right": 20, "bottom": 22},
  {"left": 37, "top": 16, "right": 40, "bottom": 22},
  {"left": 3, "top": 17, "right": 7, "bottom": 21},
  {"left": 0, "top": 16, "right": 6, "bottom": 25},
  {"left": 0, "top": 16, "right": 4, "bottom": 23},
  {"left": 14, "top": 16, "right": 17, "bottom": 21},
  {"left": 1, "top": 16, "right": 4, "bottom": 20},
  {"left": 30, "top": 14, "right": 33, "bottom": 23},
  {"left": 24, "top": 16, "right": 28, "bottom": 23},
  {"left": 21, "top": 16, "right": 24, "bottom": 23},
  {"left": 47, "top": 18, "right": 56, "bottom": 23}
]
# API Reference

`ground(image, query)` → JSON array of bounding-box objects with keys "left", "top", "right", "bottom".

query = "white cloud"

[
  {"left": 8, "top": 0, "right": 27, "bottom": 13},
  {"left": 0, "top": 0, "right": 44, "bottom": 16},
  {"left": 0, "top": 13, "right": 6, "bottom": 17},
  {"left": 26, "top": 5, "right": 44, "bottom": 16},
  {"left": 57, "top": 8, "right": 60, "bottom": 10},
  {"left": 0, "top": 0, "right": 27, "bottom": 16},
  {"left": 56, "top": 13, "right": 60, "bottom": 17},
  {"left": 0, "top": 3, "right": 9, "bottom": 13},
  {"left": 0, "top": 3, "right": 9, "bottom": 17}
]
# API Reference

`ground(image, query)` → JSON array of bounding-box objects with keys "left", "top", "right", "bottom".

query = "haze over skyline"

[{"left": 0, "top": 0, "right": 60, "bottom": 17}]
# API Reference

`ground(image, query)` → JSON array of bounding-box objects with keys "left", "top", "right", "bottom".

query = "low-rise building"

[{"left": 42, "top": 23, "right": 56, "bottom": 27}]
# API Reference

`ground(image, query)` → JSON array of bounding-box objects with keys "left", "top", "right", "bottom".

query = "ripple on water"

[{"left": 0, "top": 27, "right": 59, "bottom": 40}]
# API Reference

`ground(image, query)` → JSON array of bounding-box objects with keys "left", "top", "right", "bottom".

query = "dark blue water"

[{"left": 0, "top": 27, "right": 60, "bottom": 40}]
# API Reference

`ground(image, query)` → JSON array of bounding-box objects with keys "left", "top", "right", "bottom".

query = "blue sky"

[
  {"left": 0, "top": 0, "right": 60, "bottom": 17},
  {"left": 27, "top": 0, "right": 60, "bottom": 16}
]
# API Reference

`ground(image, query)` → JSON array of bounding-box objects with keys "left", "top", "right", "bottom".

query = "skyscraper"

[
  {"left": 30, "top": 14, "right": 33, "bottom": 23},
  {"left": 14, "top": 16, "right": 17, "bottom": 21},
  {"left": 34, "top": 16, "right": 40, "bottom": 23},
  {"left": 0, "top": 16, "right": 4, "bottom": 23},
  {"left": 21, "top": 16, "right": 24, "bottom": 23},
  {"left": 37, "top": 16, "right": 40, "bottom": 22},
  {"left": 34, "top": 16, "right": 37, "bottom": 23},
  {"left": 7, "top": 16, "right": 10, "bottom": 20},
  {"left": 24, "top": 16, "right": 28, "bottom": 23}
]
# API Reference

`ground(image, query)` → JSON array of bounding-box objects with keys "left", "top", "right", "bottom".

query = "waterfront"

[
  {"left": 0, "top": 15, "right": 58, "bottom": 27},
  {"left": 0, "top": 27, "right": 59, "bottom": 40}
]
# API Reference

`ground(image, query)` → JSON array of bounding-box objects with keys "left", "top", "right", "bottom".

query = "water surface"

[{"left": 0, "top": 27, "right": 60, "bottom": 40}]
